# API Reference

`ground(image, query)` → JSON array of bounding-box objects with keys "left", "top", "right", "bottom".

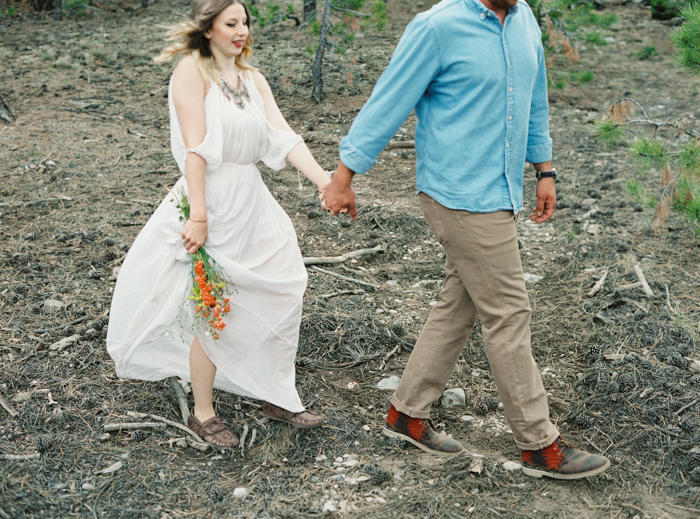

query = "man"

[{"left": 321, "top": 0, "right": 610, "bottom": 479}]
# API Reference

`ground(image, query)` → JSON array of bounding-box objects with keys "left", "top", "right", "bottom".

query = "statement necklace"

[{"left": 220, "top": 74, "right": 250, "bottom": 109}]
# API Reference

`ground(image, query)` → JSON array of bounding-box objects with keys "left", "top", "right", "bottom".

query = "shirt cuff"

[
  {"left": 339, "top": 138, "right": 377, "bottom": 175},
  {"left": 526, "top": 138, "right": 553, "bottom": 164}
]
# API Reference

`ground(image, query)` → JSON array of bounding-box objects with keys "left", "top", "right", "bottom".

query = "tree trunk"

[
  {"left": 303, "top": 0, "right": 316, "bottom": 22},
  {"left": 54, "top": 0, "right": 62, "bottom": 20},
  {"left": 0, "top": 92, "right": 15, "bottom": 125},
  {"left": 141, "top": 0, "right": 148, "bottom": 8},
  {"left": 311, "top": 0, "right": 332, "bottom": 104}
]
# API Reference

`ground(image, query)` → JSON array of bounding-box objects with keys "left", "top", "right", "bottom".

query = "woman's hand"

[{"left": 181, "top": 219, "right": 208, "bottom": 254}]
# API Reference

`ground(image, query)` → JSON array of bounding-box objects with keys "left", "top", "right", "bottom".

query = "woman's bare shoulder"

[
  {"left": 172, "top": 55, "right": 206, "bottom": 91},
  {"left": 251, "top": 69, "right": 271, "bottom": 93}
]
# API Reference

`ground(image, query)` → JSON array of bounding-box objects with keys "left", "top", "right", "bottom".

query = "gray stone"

[
  {"left": 376, "top": 375, "right": 400, "bottom": 390},
  {"left": 503, "top": 461, "right": 522, "bottom": 472},
  {"left": 524, "top": 273, "right": 542, "bottom": 284},
  {"left": 233, "top": 487, "right": 249, "bottom": 498},
  {"left": 441, "top": 388, "right": 466, "bottom": 408},
  {"left": 43, "top": 299, "right": 65, "bottom": 314}
]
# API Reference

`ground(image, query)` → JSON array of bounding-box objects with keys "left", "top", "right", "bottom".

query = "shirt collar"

[{"left": 464, "top": 0, "right": 519, "bottom": 17}]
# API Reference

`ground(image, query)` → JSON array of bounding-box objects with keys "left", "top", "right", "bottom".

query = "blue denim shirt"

[{"left": 339, "top": 0, "right": 552, "bottom": 214}]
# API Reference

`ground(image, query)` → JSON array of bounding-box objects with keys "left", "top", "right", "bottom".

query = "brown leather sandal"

[
  {"left": 187, "top": 411, "right": 239, "bottom": 448},
  {"left": 262, "top": 402, "right": 324, "bottom": 429}
]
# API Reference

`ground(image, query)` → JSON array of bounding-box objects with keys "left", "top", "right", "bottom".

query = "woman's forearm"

[
  {"left": 286, "top": 142, "right": 331, "bottom": 191},
  {"left": 185, "top": 152, "right": 208, "bottom": 220}
]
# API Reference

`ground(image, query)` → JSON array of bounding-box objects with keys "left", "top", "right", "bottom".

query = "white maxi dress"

[{"left": 106, "top": 71, "right": 308, "bottom": 413}]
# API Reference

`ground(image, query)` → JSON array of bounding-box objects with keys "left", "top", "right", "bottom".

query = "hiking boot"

[
  {"left": 521, "top": 436, "right": 610, "bottom": 480},
  {"left": 382, "top": 404, "right": 464, "bottom": 457}
]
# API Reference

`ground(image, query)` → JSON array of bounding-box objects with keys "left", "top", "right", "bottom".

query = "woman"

[{"left": 106, "top": 0, "right": 331, "bottom": 448}]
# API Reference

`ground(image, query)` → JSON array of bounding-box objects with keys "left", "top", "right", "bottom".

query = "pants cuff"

[
  {"left": 390, "top": 394, "right": 431, "bottom": 420},
  {"left": 515, "top": 426, "right": 560, "bottom": 451}
]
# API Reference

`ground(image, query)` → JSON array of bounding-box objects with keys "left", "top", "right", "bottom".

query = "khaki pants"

[{"left": 391, "top": 193, "right": 559, "bottom": 450}]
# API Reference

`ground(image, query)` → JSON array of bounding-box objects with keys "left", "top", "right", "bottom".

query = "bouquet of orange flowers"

[{"left": 175, "top": 190, "right": 232, "bottom": 340}]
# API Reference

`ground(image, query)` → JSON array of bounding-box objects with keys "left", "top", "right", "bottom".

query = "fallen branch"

[
  {"left": 49, "top": 334, "right": 81, "bottom": 351},
  {"left": 674, "top": 399, "right": 698, "bottom": 416},
  {"left": 587, "top": 271, "right": 608, "bottom": 297},
  {"left": 0, "top": 394, "right": 18, "bottom": 417},
  {"left": 168, "top": 377, "right": 190, "bottom": 424},
  {"left": 310, "top": 266, "right": 379, "bottom": 290},
  {"left": 378, "top": 343, "right": 401, "bottom": 371},
  {"left": 304, "top": 245, "right": 383, "bottom": 266},
  {"left": 0, "top": 197, "right": 72, "bottom": 208},
  {"left": 665, "top": 284, "right": 678, "bottom": 315},
  {"left": 0, "top": 453, "right": 40, "bottom": 460},
  {"left": 33, "top": 316, "right": 89, "bottom": 334},
  {"left": 633, "top": 264, "right": 654, "bottom": 297},
  {"left": 103, "top": 422, "right": 166, "bottom": 433},
  {"left": 239, "top": 424, "right": 249, "bottom": 456},
  {"left": 126, "top": 411, "right": 208, "bottom": 449},
  {"left": 616, "top": 281, "right": 642, "bottom": 291},
  {"left": 319, "top": 289, "right": 365, "bottom": 300}
]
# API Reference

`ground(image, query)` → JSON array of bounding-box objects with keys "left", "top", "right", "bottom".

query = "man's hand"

[
  {"left": 321, "top": 161, "right": 358, "bottom": 219},
  {"left": 530, "top": 177, "right": 556, "bottom": 224}
]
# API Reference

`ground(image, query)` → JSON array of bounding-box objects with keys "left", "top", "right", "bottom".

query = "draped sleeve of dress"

[{"left": 106, "top": 71, "right": 307, "bottom": 413}]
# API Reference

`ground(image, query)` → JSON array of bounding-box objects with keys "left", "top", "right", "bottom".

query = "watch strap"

[{"left": 536, "top": 169, "right": 557, "bottom": 179}]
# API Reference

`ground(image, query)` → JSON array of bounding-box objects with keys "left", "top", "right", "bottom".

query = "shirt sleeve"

[
  {"left": 339, "top": 15, "right": 441, "bottom": 174},
  {"left": 525, "top": 39, "right": 553, "bottom": 164},
  {"left": 169, "top": 81, "right": 223, "bottom": 173},
  {"left": 259, "top": 121, "right": 303, "bottom": 171}
]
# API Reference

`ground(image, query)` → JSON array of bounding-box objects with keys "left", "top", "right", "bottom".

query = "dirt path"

[{"left": 1, "top": 1, "right": 699, "bottom": 518}]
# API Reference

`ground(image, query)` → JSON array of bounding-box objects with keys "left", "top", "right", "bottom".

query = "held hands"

[
  {"left": 319, "top": 163, "right": 358, "bottom": 219},
  {"left": 530, "top": 177, "right": 556, "bottom": 224},
  {"left": 182, "top": 219, "right": 208, "bottom": 254}
]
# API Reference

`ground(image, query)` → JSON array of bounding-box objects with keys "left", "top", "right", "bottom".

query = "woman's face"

[{"left": 205, "top": 2, "right": 249, "bottom": 60}]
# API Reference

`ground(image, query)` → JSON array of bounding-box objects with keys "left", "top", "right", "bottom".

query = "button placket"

[{"left": 502, "top": 18, "right": 516, "bottom": 209}]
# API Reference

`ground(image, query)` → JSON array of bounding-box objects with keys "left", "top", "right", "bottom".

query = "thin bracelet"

[{"left": 189, "top": 218, "right": 207, "bottom": 223}]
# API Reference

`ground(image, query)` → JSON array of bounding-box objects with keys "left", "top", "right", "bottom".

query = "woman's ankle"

[{"left": 193, "top": 406, "right": 217, "bottom": 423}]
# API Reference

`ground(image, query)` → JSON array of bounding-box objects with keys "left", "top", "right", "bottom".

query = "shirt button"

[
  {"left": 480, "top": 13, "right": 485, "bottom": 19},
  {"left": 508, "top": 115, "right": 513, "bottom": 120},
  {"left": 509, "top": 87, "right": 513, "bottom": 92},
  {"left": 506, "top": 143, "right": 510, "bottom": 148}
]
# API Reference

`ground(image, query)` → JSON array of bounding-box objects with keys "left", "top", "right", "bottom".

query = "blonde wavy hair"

[{"left": 155, "top": 0, "right": 255, "bottom": 84}]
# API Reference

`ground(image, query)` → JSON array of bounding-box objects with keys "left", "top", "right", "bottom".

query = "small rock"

[
  {"left": 362, "top": 425, "right": 371, "bottom": 432},
  {"left": 441, "top": 388, "right": 466, "bottom": 408},
  {"left": 95, "top": 461, "right": 122, "bottom": 474},
  {"left": 503, "top": 461, "right": 522, "bottom": 472},
  {"left": 11, "top": 391, "right": 33, "bottom": 403},
  {"left": 43, "top": 299, "right": 66, "bottom": 314},
  {"left": 322, "top": 501, "right": 337, "bottom": 513},
  {"left": 82, "top": 483, "right": 95, "bottom": 491},
  {"left": 460, "top": 415, "right": 476, "bottom": 422},
  {"left": 233, "top": 487, "right": 249, "bottom": 498},
  {"left": 341, "top": 459, "right": 359, "bottom": 468},
  {"left": 376, "top": 376, "right": 401, "bottom": 390},
  {"left": 468, "top": 458, "right": 483, "bottom": 475},
  {"left": 524, "top": 273, "right": 542, "bottom": 284}
]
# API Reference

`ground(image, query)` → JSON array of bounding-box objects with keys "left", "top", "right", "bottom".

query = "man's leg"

[
  {"left": 396, "top": 194, "right": 556, "bottom": 448},
  {"left": 391, "top": 226, "right": 477, "bottom": 419}
]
